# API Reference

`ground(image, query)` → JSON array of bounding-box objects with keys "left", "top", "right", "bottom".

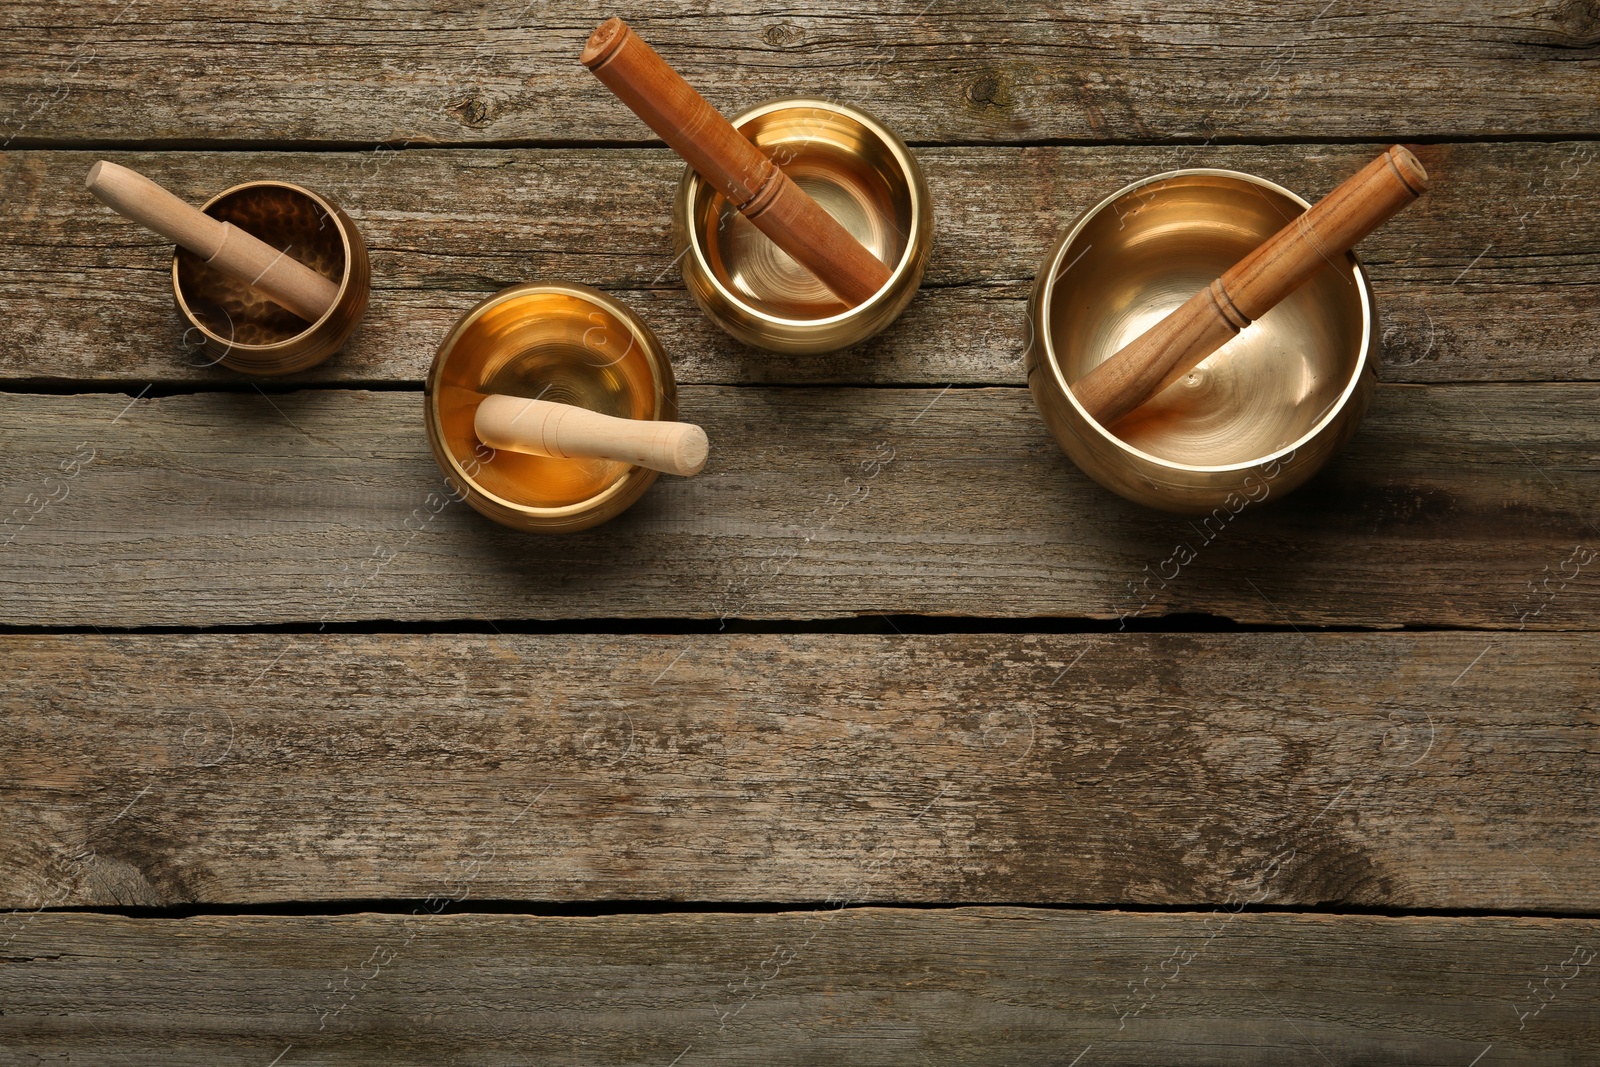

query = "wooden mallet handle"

[
  {"left": 581, "top": 17, "right": 892, "bottom": 309},
  {"left": 1072, "top": 145, "right": 1430, "bottom": 428},
  {"left": 474, "top": 394, "right": 710, "bottom": 478},
  {"left": 85, "top": 160, "right": 340, "bottom": 324}
]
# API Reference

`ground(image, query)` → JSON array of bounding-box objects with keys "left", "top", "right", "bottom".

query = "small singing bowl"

[
  {"left": 673, "top": 98, "right": 932, "bottom": 355},
  {"left": 425, "top": 282, "right": 677, "bottom": 534},
  {"left": 1026, "top": 168, "right": 1377, "bottom": 515},
  {"left": 172, "top": 180, "right": 369, "bottom": 376}
]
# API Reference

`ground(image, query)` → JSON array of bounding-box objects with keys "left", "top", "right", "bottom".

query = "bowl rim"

[
  {"left": 170, "top": 179, "right": 353, "bottom": 353},
  {"left": 424, "top": 280, "right": 670, "bottom": 521},
  {"left": 681, "top": 96, "right": 926, "bottom": 328},
  {"left": 1035, "top": 167, "right": 1375, "bottom": 474}
]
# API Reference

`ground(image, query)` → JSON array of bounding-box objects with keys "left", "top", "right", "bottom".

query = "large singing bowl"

[{"left": 1026, "top": 168, "right": 1378, "bottom": 515}]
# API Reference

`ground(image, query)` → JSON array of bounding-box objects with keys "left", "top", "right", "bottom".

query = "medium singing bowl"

[
  {"left": 425, "top": 282, "right": 677, "bottom": 533},
  {"left": 173, "top": 180, "right": 369, "bottom": 376},
  {"left": 673, "top": 98, "right": 932, "bottom": 355},
  {"left": 1026, "top": 169, "right": 1377, "bottom": 514}
]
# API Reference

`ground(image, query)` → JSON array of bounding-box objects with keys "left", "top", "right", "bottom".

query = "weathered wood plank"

[
  {"left": 3, "top": 633, "right": 1596, "bottom": 909},
  {"left": 3, "top": 142, "right": 1594, "bottom": 385},
  {"left": 3, "top": 1, "right": 1598, "bottom": 147},
  {"left": 1, "top": 910, "right": 1595, "bottom": 1063},
  {"left": 0, "top": 386, "right": 1595, "bottom": 628}
]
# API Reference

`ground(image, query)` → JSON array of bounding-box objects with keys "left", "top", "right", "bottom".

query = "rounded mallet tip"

[
  {"left": 676, "top": 424, "right": 710, "bottom": 476},
  {"left": 1388, "top": 145, "right": 1430, "bottom": 196},
  {"left": 581, "top": 17, "right": 628, "bottom": 69}
]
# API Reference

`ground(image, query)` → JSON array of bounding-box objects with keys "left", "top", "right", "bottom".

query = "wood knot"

[
  {"left": 1556, "top": 0, "right": 1600, "bottom": 45},
  {"left": 1525, "top": 0, "right": 1600, "bottom": 47},
  {"left": 447, "top": 92, "right": 495, "bottom": 129},
  {"left": 965, "top": 71, "right": 1014, "bottom": 110},
  {"left": 1380, "top": 311, "right": 1438, "bottom": 370},
  {"left": 763, "top": 22, "right": 804, "bottom": 48}
]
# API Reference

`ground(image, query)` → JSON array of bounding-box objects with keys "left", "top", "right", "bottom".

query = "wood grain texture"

[
  {"left": 3, "top": 632, "right": 1596, "bottom": 910},
  {"left": 1, "top": 141, "right": 1594, "bottom": 386},
  {"left": 3, "top": 1, "right": 1599, "bottom": 147},
  {"left": 1, "top": 385, "right": 1596, "bottom": 628},
  {"left": 1, "top": 909, "right": 1596, "bottom": 1064}
]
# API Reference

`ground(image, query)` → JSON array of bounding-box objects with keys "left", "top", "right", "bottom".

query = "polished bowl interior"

[
  {"left": 1030, "top": 169, "right": 1375, "bottom": 512},
  {"left": 1052, "top": 173, "right": 1366, "bottom": 464},
  {"left": 676, "top": 99, "right": 930, "bottom": 354},
  {"left": 426, "top": 283, "right": 672, "bottom": 531},
  {"left": 173, "top": 181, "right": 367, "bottom": 375}
]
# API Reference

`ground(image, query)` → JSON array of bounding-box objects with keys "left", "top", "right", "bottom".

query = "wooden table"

[{"left": 3, "top": 2, "right": 1598, "bottom": 1063}]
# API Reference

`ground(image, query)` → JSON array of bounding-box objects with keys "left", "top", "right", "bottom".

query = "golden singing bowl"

[
  {"left": 173, "top": 180, "right": 369, "bottom": 376},
  {"left": 425, "top": 282, "right": 677, "bottom": 533},
  {"left": 1027, "top": 169, "right": 1377, "bottom": 514},
  {"left": 673, "top": 98, "right": 932, "bottom": 355}
]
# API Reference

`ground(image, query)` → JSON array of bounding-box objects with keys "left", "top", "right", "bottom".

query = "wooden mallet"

[
  {"left": 581, "top": 17, "right": 892, "bottom": 309},
  {"left": 88, "top": 160, "right": 710, "bottom": 474},
  {"left": 1071, "top": 145, "right": 1431, "bottom": 428},
  {"left": 86, "top": 160, "right": 340, "bottom": 324},
  {"left": 474, "top": 394, "right": 709, "bottom": 477}
]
